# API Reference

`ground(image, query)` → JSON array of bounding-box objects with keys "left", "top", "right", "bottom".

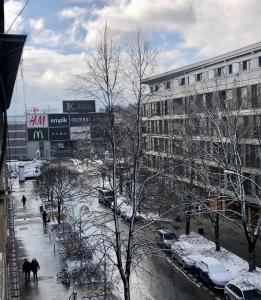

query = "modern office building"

[
  {"left": 7, "top": 115, "right": 27, "bottom": 160},
  {"left": 142, "top": 42, "right": 261, "bottom": 218},
  {"left": 25, "top": 100, "right": 109, "bottom": 159}
]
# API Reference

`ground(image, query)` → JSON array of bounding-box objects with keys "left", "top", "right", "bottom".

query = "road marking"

[{"left": 167, "top": 258, "right": 201, "bottom": 288}]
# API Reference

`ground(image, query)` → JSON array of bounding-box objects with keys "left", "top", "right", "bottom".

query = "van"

[{"left": 98, "top": 189, "right": 114, "bottom": 207}]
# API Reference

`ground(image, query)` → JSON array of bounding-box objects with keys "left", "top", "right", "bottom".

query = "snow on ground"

[{"left": 177, "top": 232, "right": 261, "bottom": 285}]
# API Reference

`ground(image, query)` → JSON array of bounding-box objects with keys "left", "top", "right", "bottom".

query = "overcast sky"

[{"left": 5, "top": 0, "right": 261, "bottom": 115}]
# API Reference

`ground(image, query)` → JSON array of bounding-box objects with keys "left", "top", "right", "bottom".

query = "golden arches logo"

[{"left": 33, "top": 130, "right": 44, "bottom": 140}]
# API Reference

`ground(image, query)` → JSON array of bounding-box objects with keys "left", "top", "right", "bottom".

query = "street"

[{"left": 11, "top": 175, "right": 218, "bottom": 300}]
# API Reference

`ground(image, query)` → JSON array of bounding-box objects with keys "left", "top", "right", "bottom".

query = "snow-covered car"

[
  {"left": 98, "top": 189, "right": 114, "bottom": 206},
  {"left": 155, "top": 229, "right": 178, "bottom": 250},
  {"left": 171, "top": 241, "right": 201, "bottom": 269},
  {"left": 224, "top": 281, "right": 261, "bottom": 300},
  {"left": 195, "top": 257, "right": 232, "bottom": 289}
]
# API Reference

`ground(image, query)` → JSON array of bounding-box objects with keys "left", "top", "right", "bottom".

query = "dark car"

[
  {"left": 98, "top": 189, "right": 114, "bottom": 207},
  {"left": 155, "top": 229, "right": 178, "bottom": 249}
]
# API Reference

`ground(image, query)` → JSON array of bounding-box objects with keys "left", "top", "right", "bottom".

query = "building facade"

[
  {"left": 7, "top": 115, "right": 27, "bottom": 160},
  {"left": 142, "top": 42, "right": 261, "bottom": 217}
]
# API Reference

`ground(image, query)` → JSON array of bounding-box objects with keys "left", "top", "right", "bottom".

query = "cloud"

[
  {"left": 58, "top": 6, "right": 88, "bottom": 19},
  {"left": 73, "top": 0, "right": 261, "bottom": 62},
  {"left": 29, "top": 18, "right": 62, "bottom": 46},
  {"left": 4, "top": 0, "right": 24, "bottom": 32},
  {"left": 9, "top": 46, "right": 87, "bottom": 114}
]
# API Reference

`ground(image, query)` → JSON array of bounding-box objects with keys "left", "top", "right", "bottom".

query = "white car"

[
  {"left": 195, "top": 257, "right": 232, "bottom": 289},
  {"left": 155, "top": 229, "right": 178, "bottom": 250},
  {"left": 224, "top": 280, "right": 261, "bottom": 300},
  {"left": 171, "top": 241, "right": 201, "bottom": 268}
]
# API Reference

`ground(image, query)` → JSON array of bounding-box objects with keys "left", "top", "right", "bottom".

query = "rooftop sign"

[{"left": 63, "top": 100, "right": 96, "bottom": 113}]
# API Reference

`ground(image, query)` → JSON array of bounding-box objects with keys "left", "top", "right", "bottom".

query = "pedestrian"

[
  {"left": 22, "top": 195, "right": 27, "bottom": 208},
  {"left": 42, "top": 210, "right": 47, "bottom": 225},
  {"left": 30, "top": 258, "right": 40, "bottom": 281},
  {"left": 22, "top": 259, "right": 31, "bottom": 284}
]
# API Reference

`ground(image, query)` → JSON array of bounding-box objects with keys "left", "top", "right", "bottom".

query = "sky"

[{"left": 5, "top": 0, "right": 261, "bottom": 115}]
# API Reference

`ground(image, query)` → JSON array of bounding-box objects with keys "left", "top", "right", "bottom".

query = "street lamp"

[{"left": 224, "top": 169, "right": 261, "bottom": 192}]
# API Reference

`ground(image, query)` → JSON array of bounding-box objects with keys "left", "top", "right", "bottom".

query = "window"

[
  {"left": 166, "top": 81, "right": 171, "bottom": 89},
  {"left": 180, "top": 77, "right": 185, "bottom": 86},
  {"left": 217, "top": 67, "right": 222, "bottom": 77},
  {"left": 208, "top": 69, "right": 215, "bottom": 79},
  {"left": 259, "top": 56, "right": 261, "bottom": 67},
  {"left": 242, "top": 60, "right": 250, "bottom": 71},
  {"left": 196, "top": 73, "right": 202, "bottom": 82},
  {"left": 150, "top": 86, "right": 153, "bottom": 93},
  {"left": 228, "top": 64, "right": 233, "bottom": 74},
  {"left": 155, "top": 85, "right": 159, "bottom": 91},
  {"left": 232, "top": 62, "right": 240, "bottom": 73}
]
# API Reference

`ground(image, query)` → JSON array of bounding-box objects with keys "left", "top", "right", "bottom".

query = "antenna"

[{"left": 0, "top": 0, "right": 4, "bottom": 33}]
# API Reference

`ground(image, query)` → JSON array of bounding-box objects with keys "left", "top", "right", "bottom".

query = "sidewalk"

[{"left": 12, "top": 179, "right": 76, "bottom": 300}]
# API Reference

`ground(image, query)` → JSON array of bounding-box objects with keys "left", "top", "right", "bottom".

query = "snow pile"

[
  {"left": 176, "top": 232, "right": 261, "bottom": 283},
  {"left": 115, "top": 197, "right": 172, "bottom": 222}
]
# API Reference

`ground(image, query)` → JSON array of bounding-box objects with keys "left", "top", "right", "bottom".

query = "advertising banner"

[
  {"left": 70, "top": 126, "right": 90, "bottom": 140},
  {"left": 63, "top": 100, "right": 95, "bottom": 113},
  {"left": 49, "top": 127, "right": 70, "bottom": 141},
  {"left": 49, "top": 114, "right": 69, "bottom": 127},
  {"left": 27, "top": 128, "right": 49, "bottom": 141},
  {"left": 27, "top": 114, "right": 48, "bottom": 128},
  {"left": 70, "top": 114, "right": 90, "bottom": 127}
]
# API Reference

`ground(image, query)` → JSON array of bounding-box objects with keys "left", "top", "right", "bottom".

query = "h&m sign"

[{"left": 27, "top": 114, "right": 48, "bottom": 128}]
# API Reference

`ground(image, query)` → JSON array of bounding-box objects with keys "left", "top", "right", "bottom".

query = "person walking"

[
  {"left": 22, "top": 259, "right": 31, "bottom": 284},
  {"left": 30, "top": 258, "right": 40, "bottom": 281},
  {"left": 42, "top": 210, "right": 47, "bottom": 225},
  {"left": 22, "top": 195, "right": 27, "bottom": 208}
]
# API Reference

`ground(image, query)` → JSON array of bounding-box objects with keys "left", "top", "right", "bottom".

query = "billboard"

[
  {"left": 49, "top": 127, "right": 70, "bottom": 141},
  {"left": 70, "top": 114, "right": 90, "bottom": 127},
  {"left": 70, "top": 126, "right": 90, "bottom": 140},
  {"left": 27, "top": 114, "right": 48, "bottom": 128},
  {"left": 28, "top": 128, "right": 49, "bottom": 141},
  {"left": 63, "top": 101, "right": 96, "bottom": 113},
  {"left": 49, "top": 114, "right": 69, "bottom": 127}
]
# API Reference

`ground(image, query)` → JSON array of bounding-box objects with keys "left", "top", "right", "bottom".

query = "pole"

[{"left": 0, "top": 0, "right": 4, "bottom": 33}]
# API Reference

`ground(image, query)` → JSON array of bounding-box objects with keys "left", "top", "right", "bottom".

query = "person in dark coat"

[
  {"left": 22, "top": 195, "right": 27, "bottom": 208},
  {"left": 30, "top": 258, "right": 40, "bottom": 281},
  {"left": 42, "top": 210, "right": 47, "bottom": 225},
  {"left": 22, "top": 259, "right": 31, "bottom": 283}
]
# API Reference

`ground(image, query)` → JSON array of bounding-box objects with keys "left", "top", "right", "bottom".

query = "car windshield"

[
  {"left": 104, "top": 191, "right": 114, "bottom": 197},
  {"left": 164, "top": 233, "right": 176, "bottom": 240},
  {"left": 243, "top": 289, "right": 261, "bottom": 300},
  {"left": 208, "top": 264, "right": 226, "bottom": 273}
]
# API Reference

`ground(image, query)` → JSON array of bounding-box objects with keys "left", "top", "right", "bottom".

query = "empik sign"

[{"left": 48, "top": 114, "right": 69, "bottom": 127}]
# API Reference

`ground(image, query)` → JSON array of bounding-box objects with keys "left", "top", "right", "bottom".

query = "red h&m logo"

[{"left": 29, "top": 115, "right": 46, "bottom": 127}]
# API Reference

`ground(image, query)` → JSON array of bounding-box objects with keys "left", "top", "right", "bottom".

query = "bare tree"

[{"left": 71, "top": 25, "right": 158, "bottom": 300}]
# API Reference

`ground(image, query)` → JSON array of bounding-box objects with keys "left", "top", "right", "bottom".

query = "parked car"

[
  {"left": 224, "top": 280, "right": 261, "bottom": 300},
  {"left": 98, "top": 189, "right": 114, "bottom": 207},
  {"left": 171, "top": 241, "right": 201, "bottom": 269},
  {"left": 195, "top": 257, "right": 232, "bottom": 289},
  {"left": 155, "top": 229, "right": 178, "bottom": 250}
]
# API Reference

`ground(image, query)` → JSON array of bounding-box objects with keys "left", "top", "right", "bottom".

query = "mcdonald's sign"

[{"left": 28, "top": 128, "right": 48, "bottom": 141}]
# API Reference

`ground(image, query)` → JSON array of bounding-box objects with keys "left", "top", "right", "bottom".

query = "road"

[{"left": 11, "top": 168, "right": 218, "bottom": 300}]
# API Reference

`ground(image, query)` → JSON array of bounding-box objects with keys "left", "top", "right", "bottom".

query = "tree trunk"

[
  {"left": 248, "top": 243, "right": 256, "bottom": 272},
  {"left": 214, "top": 213, "right": 220, "bottom": 251},
  {"left": 123, "top": 279, "right": 131, "bottom": 300},
  {"left": 57, "top": 201, "right": 61, "bottom": 225},
  {"left": 185, "top": 212, "right": 190, "bottom": 235}
]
